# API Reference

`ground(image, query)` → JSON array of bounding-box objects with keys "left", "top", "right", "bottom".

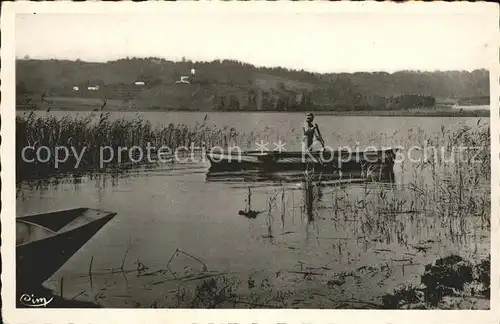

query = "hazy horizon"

[{"left": 15, "top": 7, "right": 497, "bottom": 74}]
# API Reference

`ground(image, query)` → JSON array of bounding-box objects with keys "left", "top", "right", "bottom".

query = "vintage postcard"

[{"left": 1, "top": 1, "right": 499, "bottom": 323}]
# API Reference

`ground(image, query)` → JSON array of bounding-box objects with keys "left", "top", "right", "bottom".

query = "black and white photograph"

[{"left": 2, "top": 2, "right": 499, "bottom": 323}]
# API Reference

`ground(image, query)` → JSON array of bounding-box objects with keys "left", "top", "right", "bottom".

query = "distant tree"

[
  {"left": 229, "top": 95, "right": 240, "bottom": 111},
  {"left": 16, "top": 81, "right": 29, "bottom": 95},
  {"left": 219, "top": 96, "right": 226, "bottom": 111}
]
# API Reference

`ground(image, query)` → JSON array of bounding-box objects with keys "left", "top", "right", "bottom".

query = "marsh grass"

[
  {"left": 185, "top": 121, "right": 488, "bottom": 308},
  {"left": 18, "top": 112, "right": 490, "bottom": 309},
  {"left": 16, "top": 111, "right": 256, "bottom": 181},
  {"left": 243, "top": 122, "right": 491, "bottom": 308}
]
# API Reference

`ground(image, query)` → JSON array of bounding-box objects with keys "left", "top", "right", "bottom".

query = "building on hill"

[
  {"left": 176, "top": 76, "right": 191, "bottom": 84},
  {"left": 175, "top": 67, "right": 196, "bottom": 84}
]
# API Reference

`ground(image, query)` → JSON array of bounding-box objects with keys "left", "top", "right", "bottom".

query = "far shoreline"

[{"left": 16, "top": 107, "right": 490, "bottom": 118}]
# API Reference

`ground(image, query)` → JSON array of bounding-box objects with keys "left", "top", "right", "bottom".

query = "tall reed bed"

[
  {"left": 23, "top": 120, "right": 490, "bottom": 308},
  {"left": 227, "top": 123, "right": 491, "bottom": 308},
  {"left": 259, "top": 122, "right": 491, "bottom": 261},
  {"left": 16, "top": 111, "right": 256, "bottom": 181}
]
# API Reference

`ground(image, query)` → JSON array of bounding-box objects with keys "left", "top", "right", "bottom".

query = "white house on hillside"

[
  {"left": 88, "top": 85, "right": 100, "bottom": 91},
  {"left": 175, "top": 76, "right": 191, "bottom": 84},
  {"left": 134, "top": 81, "right": 145, "bottom": 86},
  {"left": 72, "top": 86, "right": 79, "bottom": 91},
  {"left": 175, "top": 67, "right": 196, "bottom": 84}
]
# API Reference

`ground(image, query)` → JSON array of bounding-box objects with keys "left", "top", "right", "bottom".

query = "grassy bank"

[{"left": 382, "top": 254, "right": 490, "bottom": 309}]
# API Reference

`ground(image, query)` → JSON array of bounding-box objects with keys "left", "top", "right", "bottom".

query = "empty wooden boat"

[{"left": 16, "top": 208, "right": 116, "bottom": 290}]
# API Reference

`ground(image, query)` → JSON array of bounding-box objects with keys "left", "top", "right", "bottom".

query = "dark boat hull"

[
  {"left": 206, "top": 168, "right": 395, "bottom": 184},
  {"left": 16, "top": 208, "right": 116, "bottom": 293},
  {"left": 206, "top": 148, "right": 397, "bottom": 173}
]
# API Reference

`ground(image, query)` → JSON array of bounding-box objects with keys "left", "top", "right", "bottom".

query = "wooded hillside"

[{"left": 16, "top": 58, "right": 489, "bottom": 111}]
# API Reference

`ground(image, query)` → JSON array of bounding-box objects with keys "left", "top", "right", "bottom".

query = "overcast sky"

[{"left": 15, "top": 4, "right": 498, "bottom": 73}]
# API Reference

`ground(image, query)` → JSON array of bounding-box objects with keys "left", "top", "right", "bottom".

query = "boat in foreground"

[
  {"left": 206, "top": 148, "right": 398, "bottom": 174},
  {"left": 16, "top": 208, "right": 116, "bottom": 291}
]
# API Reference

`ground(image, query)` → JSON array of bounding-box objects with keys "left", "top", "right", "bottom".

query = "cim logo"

[{"left": 19, "top": 293, "right": 54, "bottom": 307}]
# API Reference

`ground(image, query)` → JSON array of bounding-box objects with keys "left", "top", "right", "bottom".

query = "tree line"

[{"left": 16, "top": 58, "right": 489, "bottom": 111}]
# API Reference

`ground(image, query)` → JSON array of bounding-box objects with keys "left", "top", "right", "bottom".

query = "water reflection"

[
  {"left": 15, "top": 158, "right": 489, "bottom": 309},
  {"left": 238, "top": 188, "right": 264, "bottom": 219},
  {"left": 207, "top": 167, "right": 396, "bottom": 237}
]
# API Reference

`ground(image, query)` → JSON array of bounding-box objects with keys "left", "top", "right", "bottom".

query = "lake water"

[
  {"left": 16, "top": 112, "right": 490, "bottom": 308},
  {"left": 17, "top": 110, "right": 489, "bottom": 150}
]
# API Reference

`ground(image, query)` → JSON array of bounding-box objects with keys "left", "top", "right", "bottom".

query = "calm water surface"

[{"left": 16, "top": 112, "right": 490, "bottom": 308}]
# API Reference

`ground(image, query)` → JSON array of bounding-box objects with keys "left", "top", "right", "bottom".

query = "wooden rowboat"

[
  {"left": 206, "top": 148, "right": 398, "bottom": 173},
  {"left": 206, "top": 168, "right": 395, "bottom": 184},
  {"left": 16, "top": 208, "right": 116, "bottom": 291}
]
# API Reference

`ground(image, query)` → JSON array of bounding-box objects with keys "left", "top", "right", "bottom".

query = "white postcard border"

[{"left": 2, "top": 2, "right": 499, "bottom": 324}]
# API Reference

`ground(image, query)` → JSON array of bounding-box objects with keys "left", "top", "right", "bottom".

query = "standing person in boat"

[{"left": 303, "top": 113, "right": 325, "bottom": 152}]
